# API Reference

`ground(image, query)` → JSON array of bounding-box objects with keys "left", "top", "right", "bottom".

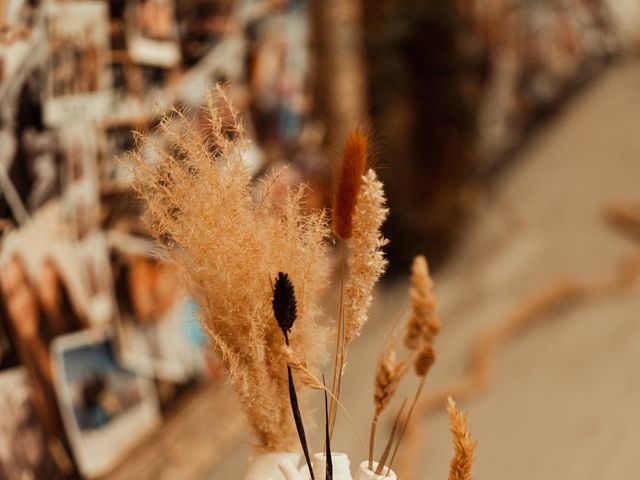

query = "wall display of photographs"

[
  {"left": 44, "top": 1, "right": 112, "bottom": 126},
  {"left": 126, "top": 0, "right": 182, "bottom": 68},
  {"left": 0, "top": 368, "right": 66, "bottom": 480},
  {"left": 51, "top": 330, "right": 159, "bottom": 478},
  {"left": 110, "top": 234, "right": 206, "bottom": 382}
]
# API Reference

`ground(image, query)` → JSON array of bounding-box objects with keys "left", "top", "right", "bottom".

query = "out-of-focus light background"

[{"left": 1, "top": 0, "right": 639, "bottom": 479}]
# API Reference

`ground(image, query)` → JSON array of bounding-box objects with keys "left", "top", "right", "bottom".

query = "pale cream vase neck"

[
  {"left": 354, "top": 461, "right": 397, "bottom": 480},
  {"left": 274, "top": 453, "right": 397, "bottom": 480}
]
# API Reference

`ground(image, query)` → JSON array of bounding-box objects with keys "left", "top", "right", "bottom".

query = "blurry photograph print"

[
  {"left": 111, "top": 238, "right": 204, "bottom": 382},
  {"left": 44, "top": 1, "right": 111, "bottom": 125},
  {"left": 52, "top": 330, "right": 159, "bottom": 478},
  {"left": 0, "top": 368, "right": 65, "bottom": 480},
  {"left": 176, "top": 0, "right": 234, "bottom": 67},
  {"left": 127, "top": 0, "right": 181, "bottom": 68}
]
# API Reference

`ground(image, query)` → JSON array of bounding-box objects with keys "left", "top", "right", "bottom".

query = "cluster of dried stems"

[{"left": 132, "top": 89, "right": 477, "bottom": 477}]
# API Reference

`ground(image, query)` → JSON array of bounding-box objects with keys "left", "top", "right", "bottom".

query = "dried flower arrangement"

[{"left": 131, "top": 89, "right": 476, "bottom": 479}]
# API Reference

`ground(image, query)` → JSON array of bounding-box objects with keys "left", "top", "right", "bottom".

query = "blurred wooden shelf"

[{"left": 103, "top": 381, "right": 244, "bottom": 480}]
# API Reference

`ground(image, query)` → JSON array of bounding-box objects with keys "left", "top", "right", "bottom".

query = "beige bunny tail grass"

[
  {"left": 447, "top": 397, "right": 476, "bottom": 480},
  {"left": 344, "top": 169, "right": 389, "bottom": 344}
]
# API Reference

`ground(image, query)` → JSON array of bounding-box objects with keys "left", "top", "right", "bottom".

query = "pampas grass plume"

[{"left": 131, "top": 90, "right": 331, "bottom": 452}]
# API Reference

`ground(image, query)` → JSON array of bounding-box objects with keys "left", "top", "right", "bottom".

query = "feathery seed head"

[
  {"left": 414, "top": 343, "right": 436, "bottom": 377},
  {"left": 374, "top": 348, "right": 406, "bottom": 415},
  {"left": 447, "top": 397, "right": 476, "bottom": 480},
  {"left": 404, "top": 255, "right": 439, "bottom": 351},
  {"left": 333, "top": 129, "right": 368, "bottom": 240}
]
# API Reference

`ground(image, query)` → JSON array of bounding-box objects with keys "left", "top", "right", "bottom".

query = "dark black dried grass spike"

[{"left": 273, "top": 272, "right": 297, "bottom": 343}]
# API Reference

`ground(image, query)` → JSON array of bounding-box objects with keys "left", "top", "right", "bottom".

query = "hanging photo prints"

[
  {"left": 44, "top": 1, "right": 111, "bottom": 126},
  {"left": 126, "top": 0, "right": 181, "bottom": 68},
  {"left": 51, "top": 330, "right": 159, "bottom": 478}
]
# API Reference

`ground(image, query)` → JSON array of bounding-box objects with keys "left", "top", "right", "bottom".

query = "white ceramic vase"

[
  {"left": 278, "top": 452, "right": 353, "bottom": 480},
  {"left": 354, "top": 461, "right": 397, "bottom": 480},
  {"left": 244, "top": 452, "right": 301, "bottom": 480}
]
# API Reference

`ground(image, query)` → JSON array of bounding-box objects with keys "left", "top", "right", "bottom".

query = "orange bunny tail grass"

[
  {"left": 446, "top": 397, "right": 476, "bottom": 480},
  {"left": 333, "top": 129, "right": 368, "bottom": 240}
]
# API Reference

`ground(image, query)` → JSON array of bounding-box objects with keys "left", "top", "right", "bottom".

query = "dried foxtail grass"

[
  {"left": 130, "top": 91, "right": 331, "bottom": 451},
  {"left": 405, "top": 255, "right": 441, "bottom": 350},
  {"left": 446, "top": 397, "right": 476, "bottom": 480}
]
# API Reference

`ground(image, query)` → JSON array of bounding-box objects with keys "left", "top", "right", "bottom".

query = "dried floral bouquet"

[{"left": 131, "top": 90, "right": 476, "bottom": 480}]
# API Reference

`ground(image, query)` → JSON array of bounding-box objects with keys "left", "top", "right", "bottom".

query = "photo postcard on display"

[
  {"left": 110, "top": 233, "right": 206, "bottom": 383},
  {"left": 175, "top": 0, "right": 235, "bottom": 67},
  {"left": 126, "top": 0, "right": 182, "bottom": 68},
  {"left": 44, "top": 1, "right": 112, "bottom": 126},
  {"left": 51, "top": 329, "right": 159, "bottom": 478},
  {"left": 57, "top": 124, "right": 102, "bottom": 240}
]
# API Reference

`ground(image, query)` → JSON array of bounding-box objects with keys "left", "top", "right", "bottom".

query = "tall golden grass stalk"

[
  {"left": 446, "top": 397, "right": 476, "bottom": 480},
  {"left": 330, "top": 156, "right": 389, "bottom": 433},
  {"left": 130, "top": 91, "right": 331, "bottom": 452}
]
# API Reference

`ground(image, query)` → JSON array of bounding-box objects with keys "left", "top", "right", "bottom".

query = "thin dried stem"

[{"left": 375, "top": 398, "right": 408, "bottom": 475}]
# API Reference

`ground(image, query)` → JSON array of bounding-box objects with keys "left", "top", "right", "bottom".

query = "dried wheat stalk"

[
  {"left": 130, "top": 90, "right": 331, "bottom": 452},
  {"left": 404, "top": 255, "right": 441, "bottom": 350},
  {"left": 368, "top": 347, "right": 406, "bottom": 469}
]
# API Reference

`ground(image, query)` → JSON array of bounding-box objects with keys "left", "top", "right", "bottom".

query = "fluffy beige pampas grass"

[{"left": 130, "top": 91, "right": 331, "bottom": 451}]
